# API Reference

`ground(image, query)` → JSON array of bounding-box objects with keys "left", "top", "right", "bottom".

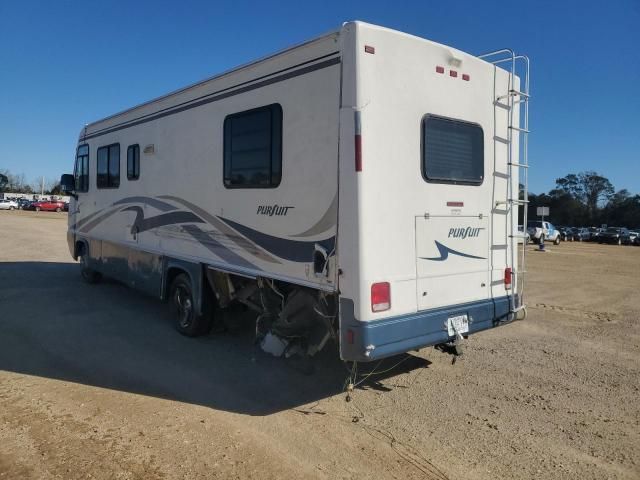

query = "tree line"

[
  {"left": 0, "top": 169, "right": 62, "bottom": 195},
  {"left": 525, "top": 171, "right": 640, "bottom": 228}
]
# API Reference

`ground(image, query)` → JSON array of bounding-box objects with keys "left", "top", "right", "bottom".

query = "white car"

[
  {"left": 0, "top": 199, "right": 18, "bottom": 210},
  {"left": 527, "top": 220, "right": 561, "bottom": 245}
]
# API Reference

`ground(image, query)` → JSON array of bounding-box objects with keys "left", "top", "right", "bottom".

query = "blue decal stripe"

[{"left": 421, "top": 241, "right": 486, "bottom": 261}]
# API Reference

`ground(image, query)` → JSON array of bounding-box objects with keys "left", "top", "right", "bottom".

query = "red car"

[{"left": 32, "top": 200, "right": 65, "bottom": 212}]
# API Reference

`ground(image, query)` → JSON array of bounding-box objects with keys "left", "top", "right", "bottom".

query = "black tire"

[
  {"left": 554, "top": 236, "right": 561, "bottom": 245},
  {"left": 35, "top": 206, "right": 41, "bottom": 212},
  {"left": 10, "top": 206, "right": 14, "bottom": 210},
  {"left": 617, "top": 238, "right": 622, "bottom": 246},
  {"left": 55, "top": 207, "right": 61, "bottom": 212},
  {"left": 169, "top": 273, "right": 212, "bottom": 337},
  {"left": 79, "top": 254, "right": 101, "bottom": 284}
]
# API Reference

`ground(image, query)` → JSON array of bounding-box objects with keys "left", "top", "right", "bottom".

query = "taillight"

[
  {"left": 371, "top": 282, "right": 391, "bottom": 312},
  {"left": 504, "top": 267, "right": 512, "bottom": 289},
  {"left": 355, "top": 134, "right": 362, "bottom": 172}
]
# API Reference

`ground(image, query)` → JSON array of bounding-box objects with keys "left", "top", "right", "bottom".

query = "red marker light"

[
  {"left": 364, "top": 45, "right": 375, "bottom": 54},
  {"left": 436, "top": 66, "right": 445, "bottom": 74},
  {"left": 462, "top": 74, "right": 470, "bottom": 81},
  {"left": 450, "top": 70, "right": 458, "bottom": 78}
]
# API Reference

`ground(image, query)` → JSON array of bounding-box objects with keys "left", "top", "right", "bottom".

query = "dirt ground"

[{"left": 1, "top": 210, "right": 638, "bottom": 480}]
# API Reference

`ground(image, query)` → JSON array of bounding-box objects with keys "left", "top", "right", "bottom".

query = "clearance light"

[
  {"left": 436, "top": 66, "right": 445, "bottom": 74},
  {"left": 371, "top": 282, "right": 391, "bottom": 312},
  {"left": 364, "top": 45, "right": 375, "bottom": 54},
  {"left": 462, "top": 74, "right": 470, "bottom": 81},
  {"left": 504, "top": 267, "right": 512, "bottom": 289},
  {"left": 450, "top": 70, "right": 458, "bottom": 78}
]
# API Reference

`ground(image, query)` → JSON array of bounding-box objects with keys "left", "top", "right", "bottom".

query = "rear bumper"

[{"left": 339, "top": 295, "right": 517, "bottom": 362}]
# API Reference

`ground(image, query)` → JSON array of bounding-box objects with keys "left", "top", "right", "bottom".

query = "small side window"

[
  {"left": 422, "top": 115, "right": 484, "bottom": 185},
  {"left": 223, "top": 104, "right": 282, "bottom": 188},
  {"left": 97, "top": 143, "right": 120, "bottom": 188},
  {"left": 74, "top": 144, "right": 90, "bottom": 192},
  {"left": 127, "top": 144, "right": 140, "bottom": 180}
]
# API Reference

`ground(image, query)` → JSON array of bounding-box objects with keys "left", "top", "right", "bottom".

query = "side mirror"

[{"left": 60, "top": 174, "right": 77, "bottom": 199}]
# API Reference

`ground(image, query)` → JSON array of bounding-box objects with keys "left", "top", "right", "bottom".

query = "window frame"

[
  {"left": 96, "top": 143, "right": 121, "bottom": 189},
  {"left": 127, "top": 144, "right": 140, "bottom": 181},
  {"left": 74, "top": 144, "right": 90, "bottom": 192},
  {"left": 222, "top": 103, "right": 283, "bottom": 189},
  {"left": 420, "top": 114, "right": 485, "bottom": 186}
]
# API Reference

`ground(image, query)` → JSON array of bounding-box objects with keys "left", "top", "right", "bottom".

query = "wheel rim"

[{"left": 175, "top": 287, "right": 193, "bottom": 328}]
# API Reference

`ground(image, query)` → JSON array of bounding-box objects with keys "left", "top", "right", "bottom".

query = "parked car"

[
  {"left": 622, "top": 229, "right": 638, "bottom": 245},
  {"left": 0, "top": 199, "right": 18, "bottom": 210},
  {"left": 559, "top": 227, "right": 575, "bottom": 242},
  {"left": 517, "top": 225, "right": 530, "bottom": 244},
  {"left": 31, "top": 200, "right": 65, "bottom": 212},
  {"left": 16, "top": 198, "right": 32, "bottom": 209},
  {"left": 572, "top": 227, "right": 591, "bottom": 242},
  {"left": 527, "top": 220, "right": 561, "bottom": 245},
  {"left": 598, "top": 227, "right": 629, "bottom": 245},
  {"left": 588, "top": 227, "right": 604, "bottom": 242}
]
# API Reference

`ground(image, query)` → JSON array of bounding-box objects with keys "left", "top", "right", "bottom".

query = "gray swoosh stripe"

[
  {"left": 159, "top": 195, "right": 280, "bottom": 264},
  {"left": 219, "top": 217, "right": 335, "bottom": 262},
  {"left": 122, "top": 206, "right": 205, "bottom": 233},
  {"left": 181, "top": 224, "right": 260, "bottom": 271},
  {"left": 73, "top": 208, "right": 105, "bottom": 230},
  {"left": 79, "top": 207, "right": 121, "bottom": 233},
  {"left": 290, "top": 193, "right": 337, "bottom": 238},
  {"left": 113, "top": 196, "right": 176, "bottom": 212}
]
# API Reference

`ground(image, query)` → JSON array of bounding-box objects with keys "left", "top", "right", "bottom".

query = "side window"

[
  {"left": 97, "top": 143, "right": 120, "bottom": 188},
  {"left": 223, "top": 103, "right": 282, "bottom": 188},
  {"left": 127, "top": 144, "right": 140, "bottom": 180},
  {"left": 422, "top": 115, "right": 484, "bottom": 185},
  {"left": 74, "top": 145, "right": 90, "bottom": 192}
]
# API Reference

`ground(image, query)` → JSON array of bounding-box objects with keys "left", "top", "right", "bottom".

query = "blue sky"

[{"left": 1, "top": 0, "right": 638, "bottom": 194}]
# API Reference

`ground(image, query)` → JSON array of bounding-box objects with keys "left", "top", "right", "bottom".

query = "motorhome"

[{"left": 61, "top": 21, "right": 530, "bottom": 363}]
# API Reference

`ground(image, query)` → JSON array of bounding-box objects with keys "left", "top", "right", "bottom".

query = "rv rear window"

[
  {"left": 97, "top": 143, "right": 120, "bottom": 189},
  {"left": 223, "top": 104, "right": 282, "bottom": 188},
  {"left": 74, "top": 144, "right": 90, "bottom": 192},
  {"left": 422, "top": 115, "right": 484, "bottom": 185},
  {"left": 127, "top": 144, "right": 140, "bottom": 180}
]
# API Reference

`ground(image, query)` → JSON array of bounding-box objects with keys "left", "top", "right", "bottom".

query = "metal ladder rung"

[
  {"left": 497, "top": 89, "right": 530, "bottom": 101},
  {"left": 496, "top": 199, "right": 529, "bottom": 206},
  {"left": 509, "top": 234, "right": 528, "bottom": 239},
  {"left": 508, "top": 162, "right": 529, "bottom": 168},
  {"left": 508, "top": 126, "right": 530, "bottom": 133}
]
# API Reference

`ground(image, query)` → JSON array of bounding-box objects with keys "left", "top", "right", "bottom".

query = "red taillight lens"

[
  {"left": 504, "top": 267, "right": 512, "bottom": 289},
  {"left": 371, "top": 282, "right": 391, "bottom": 312},
  {"left": 355, "top": 134, "right": 362, "bottom": 172},
  {"left": 436, "top": 66, "right": 445, "bottom": 74},
  {"left": 450, "top": 70, "right": 458, "bottom": 78},
  {"left": 347, "top": 329, "right": 355, "bottom": 344}
]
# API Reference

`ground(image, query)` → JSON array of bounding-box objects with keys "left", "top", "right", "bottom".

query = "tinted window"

[
  {"left": 223, "top": 104, "right": 282, "bottom": 188},
  {"left": 74, "top": 145, "right": 89, "bottom": 192},
  {"left": 422, "top": 115, "right": 484, "bottom": 185},
  {"left": 127, "top": 144, "right": 140, "bottom": 180},
  {"left": 97, "top": 144, "right": 120, "bottom": 188}
]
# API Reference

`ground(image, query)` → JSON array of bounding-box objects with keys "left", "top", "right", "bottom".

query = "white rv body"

[{"left": 65, "top": 22, "right": 527, "bottom": 362}]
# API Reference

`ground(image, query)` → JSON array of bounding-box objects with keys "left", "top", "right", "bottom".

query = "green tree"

[{"left": 555, "top": 171, "right": 614, "bottom": 223}]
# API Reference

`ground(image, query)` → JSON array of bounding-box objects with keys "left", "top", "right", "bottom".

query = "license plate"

[{"left": 447, "top": 314, "right": 469, "bottom": 336}]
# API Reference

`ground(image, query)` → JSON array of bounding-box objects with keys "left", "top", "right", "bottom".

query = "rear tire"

[
  {"left": 55, "top": 207, "right": 61, "bottom": 212},
  {"left": 35, "top": 206, "right": 41, "bottom": 212},
  {"left": 169, "top": 273, "right": 212, "bottom": 337}
]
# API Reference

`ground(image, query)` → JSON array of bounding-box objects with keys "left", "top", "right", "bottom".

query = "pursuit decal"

[
  {"left": 448, "top": 226, "right": 484, "bottom": 239},
  {"left": 421, "top": 241, "right": 486, "bottom": 262},
  {"left": 256, "top": 205, "right": 294, "bottom": 216}
]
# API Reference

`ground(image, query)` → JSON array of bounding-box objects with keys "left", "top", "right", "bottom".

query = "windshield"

[{"left": 606, "top": 227, "right": 620, "bottom": 233}]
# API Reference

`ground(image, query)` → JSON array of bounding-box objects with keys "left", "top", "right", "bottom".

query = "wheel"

[
  {"left": 35, "top": 206, "right": 41, "bottom": 212},
  {"left": 617, "top": 238, "right": 622, "bottom": 246},
  {"left": 55, "top": 207, "right": 61, "bottom": 212},
  {"left": 169, "top": 273, "right": 212, "bottom": 336},
  {"left": 79, "top": 254, "right": 101, "bottom": 284},
  {"left": 10, "top": 206, "right": 14, "bottom": 210},
  {"left": 554, "top": 236, "right": 561, "bottom": 245}
]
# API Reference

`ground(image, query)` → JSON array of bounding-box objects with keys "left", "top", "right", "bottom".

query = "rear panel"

[{"left": 341, "top": 22, "right": 519, "bottom": 324}]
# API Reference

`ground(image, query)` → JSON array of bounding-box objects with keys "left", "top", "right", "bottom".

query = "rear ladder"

[{"left": 478, "top": 49, "right": 530, "bottom": 315}]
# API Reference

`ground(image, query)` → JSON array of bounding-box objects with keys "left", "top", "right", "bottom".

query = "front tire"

[
  {"left": 79, "top": 255, "right": 101, "bottom": 284},
  {"left": 55, "top": 207, "right": 61, "bottom": 212},
  {"left": 554, "top": 236, "right": 561, "bottom": 245},
  {"left": 169, "top": 273, "right": 212, "bottom": 337}
]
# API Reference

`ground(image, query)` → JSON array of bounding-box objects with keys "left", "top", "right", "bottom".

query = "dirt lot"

[{"left": 1, "top": 210, "right": 638, "bottom": 480}]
